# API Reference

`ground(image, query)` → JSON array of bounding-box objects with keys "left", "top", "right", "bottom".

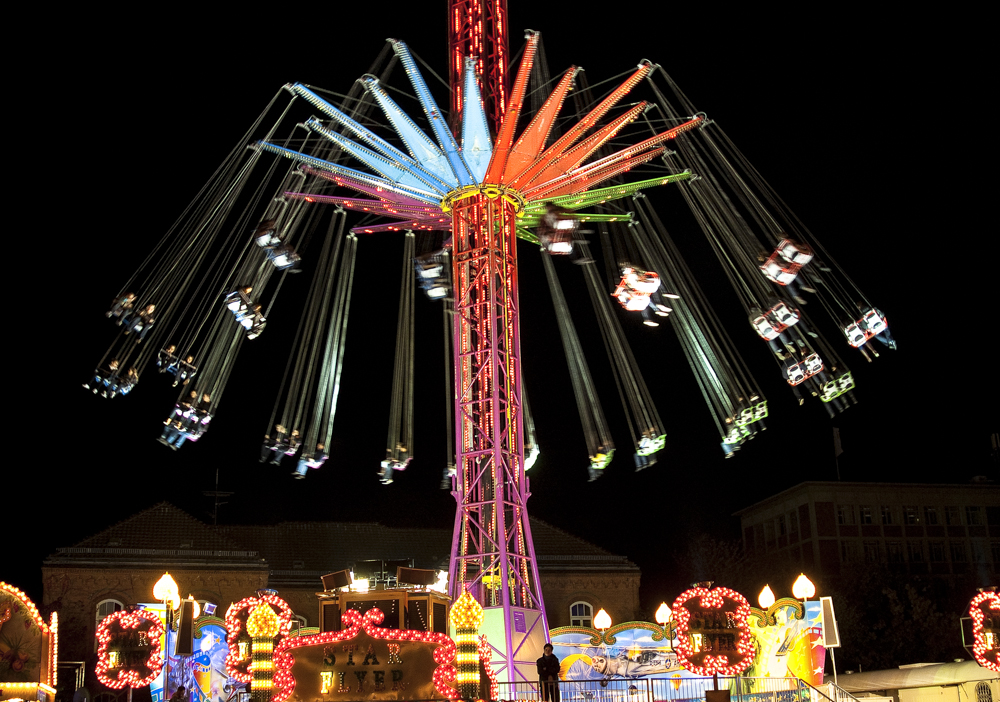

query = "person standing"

[{"left": 537, "top": 643, "right": 560, "bottom": 702}]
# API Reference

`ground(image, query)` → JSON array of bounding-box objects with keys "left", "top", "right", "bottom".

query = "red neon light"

[
  {"left": 483, "top": 32, "right": 538, "bottom": 183},
  {"left": 502, "top": 66, "right": 577, "bottom": 183},
  {"left": 519, "top": 102, "right": 648, "bottom": 189},
  {"left": 671, "top": 586, "right": 755, "bottom": 676},
  {"left": 969, "top": 591, "right": 1000, "bottom": 672},
  {"left": 272, "top": 608, "right": 459, "bottom": 701},
  {"left": 524, "top": 63, "right": 653, "bottom": 179},
  {"left": 225, "top": 593, "right": 294, "bottom": 683},
  {"left": 95, "top": 609, "right": 165, "bottom": 689}
]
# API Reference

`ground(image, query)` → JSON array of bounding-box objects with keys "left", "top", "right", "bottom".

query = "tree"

[{"left": 828, "top": 565, "right": 965, "bottom": 671}]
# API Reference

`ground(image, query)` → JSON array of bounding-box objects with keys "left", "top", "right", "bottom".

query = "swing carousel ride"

[{"left": 81, "top": 0, "right": 896, "bottom": 682}]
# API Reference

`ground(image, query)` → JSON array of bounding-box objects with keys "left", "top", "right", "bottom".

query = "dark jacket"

[{"left": 537, "top": 653, "right": 560, "bottom": 680}]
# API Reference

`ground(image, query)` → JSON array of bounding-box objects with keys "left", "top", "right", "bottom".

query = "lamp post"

[
  {"left": 790, "top": 574, "right": 834, "bottom": 686},
  {"left": 594, "top": 608, "right": 612, "bottom": 682},
  {"left": 594, "top": 608, "right": 612, "bottom": 635},
  {"left": 654, "top": 603, "right": 671, "bottom": 631},
  {"left": 758, "top": 585, "right": 776, "bottom": 610},
  {"left": 152, "top": 572, "right": 180, "bottom": 700},
  {"left": 655, "top": 602, "right": 672, "bottom": 651},
  {"left": 791, "top": 574, "right": 815, "bottom": 603}
]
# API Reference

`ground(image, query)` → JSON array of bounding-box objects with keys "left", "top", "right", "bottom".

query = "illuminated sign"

[
  {"left": 95, "top": 609, "right": 165, "bottom": 689},
  {"left": 225, "top": 593, "right": 294, "bottom": 684},
  {"left": 0, "top": 581, "right": 56, "bottom": 693},
  {"left": 746, "top": 599, "right": 825, "bottom": 684},
  {"left": 969, "top": 590, "right": 999, "bottom": 672},
  {"left": 273, "top": 608, "right": 458, "bottom": 701},
  {"left": 671, "top": 586, "right": 755, "bottom": 676}
]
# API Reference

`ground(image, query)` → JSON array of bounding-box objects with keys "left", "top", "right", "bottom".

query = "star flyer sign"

[
  {"left": 969, "top": 590, "right": 999, "bottom": 672},
  {"left": 671, "top": 586, "right": 755, "bottom": 676},
  {"left": 95, "top": 609, "right": 165, "bottom": 689},
  {"left": 272, "top": 608, "right": 459, "bottom": 702}
]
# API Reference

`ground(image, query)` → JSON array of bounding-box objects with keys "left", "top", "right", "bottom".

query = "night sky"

[{"left": 17, "top": 6, "right": 993, "bottom": 612}]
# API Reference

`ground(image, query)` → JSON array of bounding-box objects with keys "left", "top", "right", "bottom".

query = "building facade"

[
  {"left": 43, "top": 502, "right": 640, "bottom": 691},
  {"left": 736, "top": 481, "right": 1000, "bottom": 582}
]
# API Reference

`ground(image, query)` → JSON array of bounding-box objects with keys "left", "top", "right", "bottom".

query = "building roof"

[
  {"left": 45, "top": 503, "right": 635, "bottom": 584},
  {"left": 832, "top": 661, "right": 998, "bottom": 693},
  {"left": 734, "top": 481, "right": 999, "bottom": 517},
  {"left": 44, "top": 502, "right": 267, "bottom": 570},
  {"left": 529, "top": 519, "right": 639, "bottom": 571},
  {"left": 221, "top": 517, "right": 638, "bottom": 587},
  {"left": 218, "top": 522, "right": 454, "bottom": 581}
]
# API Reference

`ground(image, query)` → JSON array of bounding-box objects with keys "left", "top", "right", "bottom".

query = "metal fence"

[
  {"left": 496, "top": 677, "right": 654, "bottom": 702},
  {"left": 493, "top": 676, "right": 862, "bottom": 702}
]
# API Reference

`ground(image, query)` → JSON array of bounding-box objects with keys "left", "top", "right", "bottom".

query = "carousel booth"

[
  {"left": 0, "top": 582, "right": 58, "bottom": 702},
  {"left": 221, "top": 577, "right": 496, "bottom": 702},
  {"left": 316, "top": 567, "right": 450, "bottom": 635}
]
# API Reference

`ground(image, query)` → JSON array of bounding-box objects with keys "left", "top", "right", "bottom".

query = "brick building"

[
  {"left": 735, "top": 481, "right": 1000, "bottom": 580},
  {"left": 43, "top": 502, "right": 639, "bottom": 686}
]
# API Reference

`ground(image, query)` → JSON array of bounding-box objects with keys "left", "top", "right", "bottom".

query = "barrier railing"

[
  {"left": 493, "top": 677, "right": 864, "bottom": 702},
  {"left": 496, "top": 677, "right": 653, "bottom": 702}
]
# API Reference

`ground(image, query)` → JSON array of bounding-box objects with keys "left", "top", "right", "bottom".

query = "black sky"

[{"left": 16, "top": 6, "right": 994, "bottom": 612}]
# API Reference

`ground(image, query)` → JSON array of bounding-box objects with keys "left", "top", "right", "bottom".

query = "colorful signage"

[
  {"left": 969, "top": 590, "right": 999, "bottom": 672},
  {"left": 551, "top": 625, "right": 684, "bottom": 682},
  {"left": 95, "top": 609, "right": 165, "bottom": 689},
  {"left": 272, "top": 608, "right": 458, "bottom": 702},
  {"left": 0, "top": 581, "right": 56, "bottom": 695},
  {"left": 225, "top": 593, "right": 294, "bottom": 685},
  {"left": 746, "top": 600, "right": 825, "bottom": 685},
  {"left": 150, "top": 619, "right": 241, "bottom": 702},
  {"left": 671, "top": 586, "right": 755, "bottom": 676}
]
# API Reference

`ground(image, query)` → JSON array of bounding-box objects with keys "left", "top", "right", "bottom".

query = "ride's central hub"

[{"left": 440, "top": 184, "right": 526, "bottom": 216}]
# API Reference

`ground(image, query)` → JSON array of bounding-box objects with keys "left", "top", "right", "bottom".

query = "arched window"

[
  {"left": 96, "top": 599, "right": 123, "bottom": 629},
  {"left": 95, "top": 599, "right": 124, "bottom": 651},
  {"left": 570, "top": 602, "right": 593, "bottom": 628}
]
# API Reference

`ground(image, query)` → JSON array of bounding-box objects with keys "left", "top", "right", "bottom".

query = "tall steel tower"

[
  {"left": 262, "top": 3, "right": 698, "bottom": 683},
  {"left": 445, "top": 0, "right": 549, "bottom": 685}
]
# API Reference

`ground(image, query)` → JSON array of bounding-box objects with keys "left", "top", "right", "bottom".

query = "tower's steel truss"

[
  {"left": 448, "top": 0, "right": 509, "bottom": 134},
  {"left": 448, "top": 190, "right": 547, "bottom": 681}
]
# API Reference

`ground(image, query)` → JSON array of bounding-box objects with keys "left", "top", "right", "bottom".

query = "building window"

[
  {"left": 950, "top": 543, "right": 968, "bottom": 562},
  {"left": 840, "top": 541, "right": 859, "bottom": 563},
  {"left": 837, "top": 505, "right": 855, "bottom": 525},
  {"left": 789, "top": 512, "right": 799, "bottom": 537},
  {"left": 904, "top": 506, "right": 920, "bottom": 525},
  {"left": 570, "top": 602, "right": 593, "bottom": 628},
  {"left": 95, "top": 599, "right": 124, "bottom": 651},
  {"left": 972, "top": 541, "right": 987, "bottom": 563},
  {"left": 925, "top": 507, "right": 939, "bottom": 525},
  {"left": 863, "top": 541, "right": 881, "bottom": 563},
  {"left": 967, "top": 506, "right": 984, "bottom": 526},
  {"left": 929, "top": 542, "right": 946, "bottom": 562},
  {"left": 881, "top": 506, "right": 894, "bottom": 525},
  {"left": 96, "top": 599, "right": 123, "bottom": 629},
  {"left": 776, "top": 515, "right": 787, "bottom": 536},
  {"left": 908, "top": 542, "right": 924, "bottom": 562},
  {"left": 945, "top": 506, "right": 962, "bottom": 526},
  {"left": 887, "top": 542, "right": 904, "bottom": 562},
  {"left": 860, "top": 506, "right": 874, "bottom": 525}
]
